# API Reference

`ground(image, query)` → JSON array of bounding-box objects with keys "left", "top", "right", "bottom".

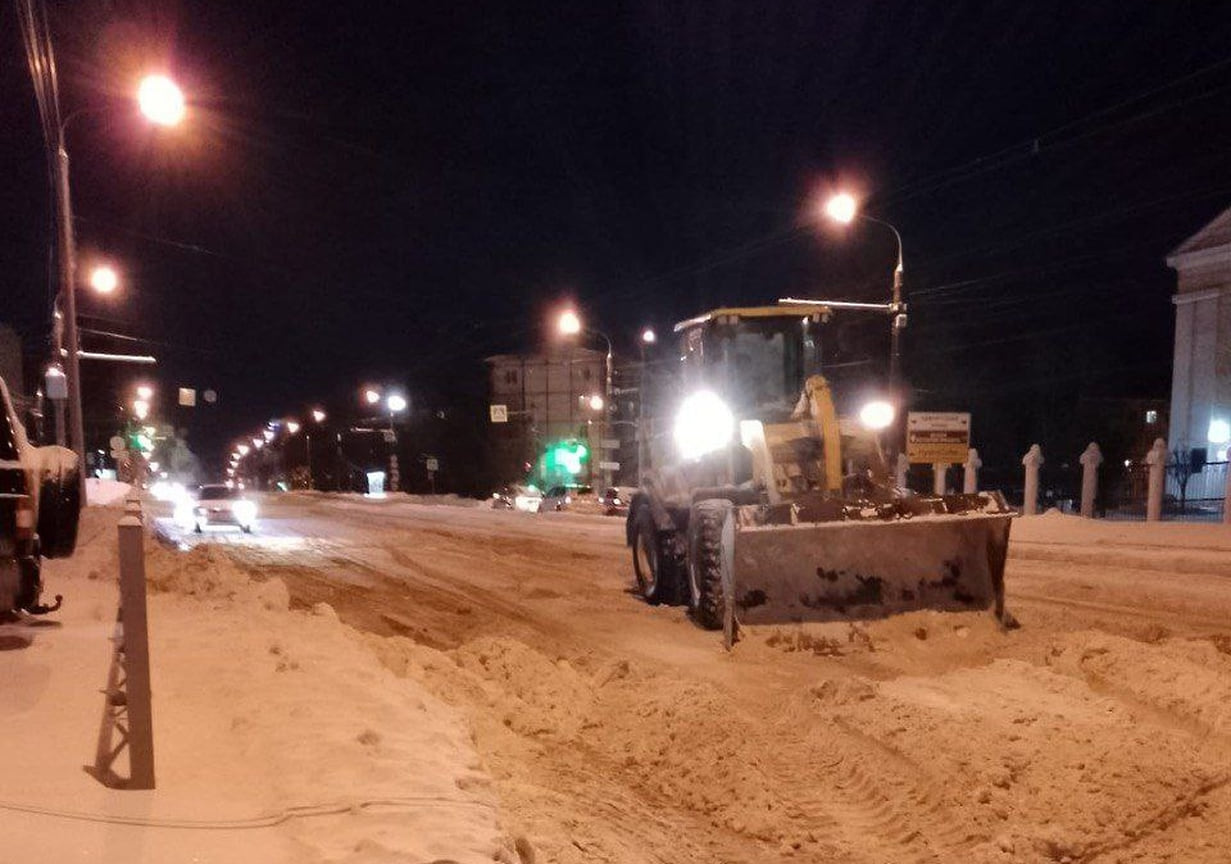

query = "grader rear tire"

[{"left": 688, "top": 499, "right": 734, "bottom": 631}]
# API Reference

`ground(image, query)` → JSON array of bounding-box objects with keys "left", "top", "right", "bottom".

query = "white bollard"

[
  {"left": 963, "top": 448, "right": 981, "bottom": 494},
  {"left": 1145, "top": 437, "right": 1167, "bottom": 522},
  {"left": 932, "top": 464, "right": 947, "bottom": 495},
  {"left": 1079, "top": 442, "right": 1102, "bottom": 518},
  {"left": 1022, "top": 444, "right": 1044, "bottom": 515},
  {"left": 894, "top": 452, "right": 909, "bottom": 490}
]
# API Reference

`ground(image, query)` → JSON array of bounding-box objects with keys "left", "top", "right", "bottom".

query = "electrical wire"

[{"left": 0, "top": 794, "right": 495, "bottom": 830}]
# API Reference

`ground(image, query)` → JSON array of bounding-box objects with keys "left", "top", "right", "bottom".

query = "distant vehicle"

[
  {"left": 601, "top": 487, "right": 634, "bottom": 516},
  {"left": 538, "top": 484, "right": 594, "bottom": 513},
  {"left": 176, "top": 484, "right": 257, "bottom": 533},
  {"left": 0, "top": 375, "right": 78, "bottom": 615},
  {"left": 491, "top": 484, "right": 542, "bottom": 513}
]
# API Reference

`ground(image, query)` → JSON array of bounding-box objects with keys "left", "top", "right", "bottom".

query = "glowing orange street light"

[
  {"left": 89, "top": 265, "right": 118, "bottom": 294},
  {"left": 137, "top": 75, "right": 186, "bottom": 127},
  {"left": 311, "top": 408, "right": 327, "bottom": 423},
  {"left": 557, "top": 309, "right": 582, "bottom": 336},
  {"left": 823, "top": 192, "right": 858, "bottom": 225}
]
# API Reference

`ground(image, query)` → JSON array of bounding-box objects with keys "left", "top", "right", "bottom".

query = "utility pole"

[{"left": 54, "top": 140, "right": 87, "bottom": 504}]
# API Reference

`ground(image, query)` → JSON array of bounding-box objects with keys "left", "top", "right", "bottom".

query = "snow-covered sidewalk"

[{"left": 0, "top": 506, "right": 508, "bottom": 864}]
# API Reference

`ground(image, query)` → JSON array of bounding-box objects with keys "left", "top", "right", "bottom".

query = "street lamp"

[
  {"left": 303, "top": 408, "right": 326, "bottom": 490},
  {"left": 286, "top": 421, "right": 301, "bottom": 435},
  {"left": 89, "top": 264, "right": 118, "bottom": 294},
  {"left": 587, "top": 394, "right": 605, "bottom": 412},
  {"left": 821, "top": 191, "right": 907, "bottom": 457},
  {"left": 137, "top": 75, "right": 186, "bottom": 127},
  {"left": 50, "top": 72, "right": 187, "bottom": 505},
  {"left": 637, "top": 327, "right": 657, "bottom": 482},
  {"left": 557, "top": 308, "right": 614, "bottom": 487},
  {"left": 363, "top": 388, "right": 381, "bottom": 406},
  {"left": 135, "top": 384, "right": 153, "bottom": 401},
  {"left": 385, "top": 394, "right": 407, "bottom": 493},
  {"left": 132, "top": 399, "right": 150, "bottom": 420},
  {"left": 252, "top": 437, "right": 264, "bottom": 449}
]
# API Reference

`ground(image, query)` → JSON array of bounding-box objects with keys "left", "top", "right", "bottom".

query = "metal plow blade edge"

[{"left": 730, "top": 514, "right": 1013, "bottom": 630}]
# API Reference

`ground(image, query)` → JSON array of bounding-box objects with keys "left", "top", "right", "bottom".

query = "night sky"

[{"left": 5, "top": 1, "right": 1231, "bottom": 484}]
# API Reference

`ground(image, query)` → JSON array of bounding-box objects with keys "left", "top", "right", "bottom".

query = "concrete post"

[
  {"left": 894, "top": 452, "right": 909, "bottom": 490},
  {"left": 1079, "top": 442, "right": 1102, "bottom": 518},
  {"left": 1022, "top": 444, "right": 1044, "bottom": 515},
  {"left": 932, "top": 464, "right": 946, "bottom": 495},
  {"left": 963, "top": 448, "right": 981, "bottom": 494},
  {"left": 94, "top": 514, "right": 156, "bottom": 789},
  {"left": 1223, "top": 462, "right": 1231, "bottom": 525},
  {"left": 1145, "top": 437, "right": 1167, "bottom": 523}
]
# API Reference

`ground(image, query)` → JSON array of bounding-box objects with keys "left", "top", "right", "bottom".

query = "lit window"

[{"left": 1145, "top": 410, "right": 1158, "bottom": 425}]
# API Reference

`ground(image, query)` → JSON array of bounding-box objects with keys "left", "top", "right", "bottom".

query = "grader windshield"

[{"left": 679, "top": 310, "right": 822, "bottom": 417}]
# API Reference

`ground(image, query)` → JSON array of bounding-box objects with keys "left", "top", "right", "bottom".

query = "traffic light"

[{"left": 545, "top": 440, "right": 588, "bottom": 476}]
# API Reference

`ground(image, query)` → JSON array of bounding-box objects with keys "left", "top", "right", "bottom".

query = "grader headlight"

[{"left": 674, "top": 391, "right": 734, "bottom": 460}]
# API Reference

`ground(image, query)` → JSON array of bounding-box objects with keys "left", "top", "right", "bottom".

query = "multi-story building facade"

[{"left": 1167, "top": 206, "right": 1231, "bottom": 463}]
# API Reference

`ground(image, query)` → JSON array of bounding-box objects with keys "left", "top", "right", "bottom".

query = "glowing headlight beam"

[{"left": 673, "top": 391, "right": 734, "bottom": 460}]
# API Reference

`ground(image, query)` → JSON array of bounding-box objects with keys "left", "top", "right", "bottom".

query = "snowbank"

[
  {"left": 0, "top": 508, "right": 510, "bottom": 863},
  {"left": 85, "top": 477, "right": 132, "bottom": 506}
]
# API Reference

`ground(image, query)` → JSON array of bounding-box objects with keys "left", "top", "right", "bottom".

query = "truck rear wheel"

[
  {"left": 688, "top": 499, "right": 734, "bottom": 630},
  {"left": 632, "top": 505, "right": 675, "bottom": 605}
]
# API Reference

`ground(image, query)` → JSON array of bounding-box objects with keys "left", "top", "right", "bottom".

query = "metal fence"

[
  {"left": 1093, "top": 460, "right": 1225, "bottom": 521},
  {"left": 908, "top": 458, "right": 1228, "bottom": 522}
]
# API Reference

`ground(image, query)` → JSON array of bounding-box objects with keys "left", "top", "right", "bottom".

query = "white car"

[{"left": 176, "top": 484, "right": 257, "bottom": 533}]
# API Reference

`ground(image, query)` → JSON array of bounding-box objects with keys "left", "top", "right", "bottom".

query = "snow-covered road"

[{"left": 141, "top": 493, "right": 1231, "bottom": 863}]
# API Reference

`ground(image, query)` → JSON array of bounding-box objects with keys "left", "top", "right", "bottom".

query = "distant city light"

[
  {"left": 237, "top": 444, "right": 250, "bottom": 456},
  {"left": 311, "top": 408, "right": 327, "bottom": 423},
  {"left": 137, "top": 74, "right": 186, "bottom": 126},
  {"left": 252, "top": 438, "right": 264, "bottom": 449},
  {"left": 558, "top": 310, "right": 582, "bottom": 335},
  {"left": 90, "top": 265, "right": 118, "bottom": 294},
  {"left": 136, "top": 385, "right": 153, "bottom": 400},
  {"left": 824, "top": 192, "right": 858, "bottom": 225},
  {"left": 588, "top": 394, "right": 605, "bottom": 411},
  {"left": 641, "top": 328, "right": 656, "bottom": 344},
  {"left": 286, "top": 421, "right": 301, "bottom": 434},
  {"left": 364, "top": 388, "right": 381, "bottom": 405},
  {"left": 132, "top": 399, "right": 150, "bottom": 420},
  {"left": 263, "top": 428, "right": 275, "bottom": 442}
]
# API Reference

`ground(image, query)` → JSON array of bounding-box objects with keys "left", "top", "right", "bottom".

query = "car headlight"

[
  {"left": 174, "top": 503, "right": 194, "bottom": 524},
  {"left": 674, "top": 391, "right": 734, "bottom": 460},
  {"left": 858, "top": 399, "right": 895, "bottom": 430},
  {"left": 233, "top": 500, "right": 257, "bottom": 522}
]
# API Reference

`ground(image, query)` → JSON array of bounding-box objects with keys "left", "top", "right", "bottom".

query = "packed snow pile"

[
  {"left": 0, "top": 508, "right": 512, "bottom": 864},
  {"left": 84, "top": 477, "right": 132, "bottom": 506}
]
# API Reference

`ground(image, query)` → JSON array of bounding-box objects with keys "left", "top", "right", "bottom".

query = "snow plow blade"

[{"left": 732, "top": 508, "right": 1012, "bottom": 627}]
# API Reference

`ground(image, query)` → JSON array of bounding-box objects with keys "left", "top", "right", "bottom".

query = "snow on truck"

[
  {"left": 0, "top": 375, "right": 79, "bottom": 615},
  {"left": 626, "top": 302, "right": 1013, "bottom": 645}
]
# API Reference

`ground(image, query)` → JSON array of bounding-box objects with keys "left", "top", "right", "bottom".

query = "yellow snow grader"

[{"left": 626, "top": 302, "right": 1013, "bottom": 645}]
